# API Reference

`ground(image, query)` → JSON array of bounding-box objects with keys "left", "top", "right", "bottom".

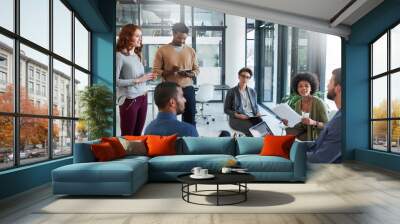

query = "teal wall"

[
  {"left": 345, "top": 0, "right": 400, "bottom": 170},
  {"left": 0, "top": 158, "right": 72, "bottom": 199},
  {"left": 0, "top": 0, "right": 116, "bottom": 200}
]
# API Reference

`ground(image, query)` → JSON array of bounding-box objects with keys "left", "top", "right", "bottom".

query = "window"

[
  {"left": 74, "top": 17, "right": 90, "bottom": 70},
  {"left": 140, "top": 2, "right": 180, "bottom": 26},
  {"left": 0, "top": 0, "right": 13, "bottom": 31},
  {"left": 370, "top": 23, "right": 400, "bottom": 153},
  {"left": 195, "top": 29, "right": 224, "bottom": 100},
  {"left": 53, "top": 0, "right": 72, "bottom": 60},
  {"left": 194, "top": 8, "right": 224, "bottom": 26},
  {"left": 262, "top": 23, "right": 276, "bottom": 102},
  {"left": 53, "top": 59, "right": 72, "bottom": 117},
  {"left": 28, "top": 81, "right": 34, "bottom": 94},
  {"left": 246, "top": 19, "right": 255, "bottom": 72},
  {"left": 20, "top": 0, "right": 49, "bottom": 49},
  {"left": 36, "top": 83, "right": 41, "bottom": 95},
  {"left": 35, "top": 70, "right": 41, "bottom": 81},
  {"left": 0, "top": 55, "right": 7, "bottom": 67},
  {"left": 116, "top": 1, "right": 138, "bottom": 26},
  {"left": 29, "top": 67, "right": 34, "bottom": 80},
  {"left": 0, "top": 0, "right": 91, "bottom": 170},
  {"left": 0, "top": 71, "right": 6, "bottom": 83},
  {"left": 42, "top": 85, "right": 46, "bottom": 97}
]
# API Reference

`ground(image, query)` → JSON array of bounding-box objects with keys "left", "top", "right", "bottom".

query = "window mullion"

[
  {"left": 387, "top": 30, "right": 391, "bottom": 152},
  {"left": 14, "top": 0, "right": 21, "bottom": 167},
  {"left": 49, "top": 0, "right": 54, "bottom": 160}
]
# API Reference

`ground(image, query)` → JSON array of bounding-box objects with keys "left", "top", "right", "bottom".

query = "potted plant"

[{"left": 79, "top": 84, "right": 113, "bottom": 140}]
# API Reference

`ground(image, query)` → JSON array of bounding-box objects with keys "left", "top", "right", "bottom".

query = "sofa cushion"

[
  {"left": 148, "top": 154, "right": 235, "bottom": 172},
  {"left": 147, "top": 135, "right": 177, "bottom": 157},
  {"left": 179, "top": 137, "right": 235, "bottom": 155},
  {"left": 260, "top": 135, "right": 295, "bottom": 159},
  {"left": 236, "top": 137, "right": 263, "bottom": 155},
  {"left": 118, "top": 138, "right": 147, "bottom": 156},
  {"left": 101, "top": 137, "right": 127, "bottom": 158},
  {"left": 91, "top": 142, "right": 118, "bottom": 161},
  {"left": 53, "top": 158, "right": 147, "bottom": 183},
  {"left": 236, "top": 155, "right": 293, "bottom": 172}
]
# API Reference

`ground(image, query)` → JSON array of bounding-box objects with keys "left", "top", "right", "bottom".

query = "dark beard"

[{"left": 327, "top": 90, "right": 336, "bottom": 100}]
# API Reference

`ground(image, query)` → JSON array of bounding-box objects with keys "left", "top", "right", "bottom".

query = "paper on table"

[{"left": 271, "top": 103, "right": 301, "bottom": 127}]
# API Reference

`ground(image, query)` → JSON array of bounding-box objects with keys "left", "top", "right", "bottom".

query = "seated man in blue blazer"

[
  {"left": 144, "top": 82, "right": 199, "bottom": 137},
  {"left": 307, "top": 68, "right": 342, "bottom": 163}
]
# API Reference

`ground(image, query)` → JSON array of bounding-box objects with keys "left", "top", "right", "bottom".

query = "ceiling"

[{"left": 170, "top": 0, "right": 384, "bottom": 38}]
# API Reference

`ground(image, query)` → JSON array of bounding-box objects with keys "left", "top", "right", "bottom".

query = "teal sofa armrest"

[
  {"left": 73, "top": 140, "right": 100, "bottom": 163},
  {"left": 289, "top": 141, "right": 309, "bottom": 182}
]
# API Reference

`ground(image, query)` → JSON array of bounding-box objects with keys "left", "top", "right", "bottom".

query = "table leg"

[
  {"left": 217, "top": 184, "right": 219, "bottom": 206},
  {"left": 245, "top": 183, "right": 247, "bottom": 201}
]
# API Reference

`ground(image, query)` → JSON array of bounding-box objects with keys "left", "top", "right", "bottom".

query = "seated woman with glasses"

[{"left": 224, "top": 67, "right": 262, "bottom": 136}]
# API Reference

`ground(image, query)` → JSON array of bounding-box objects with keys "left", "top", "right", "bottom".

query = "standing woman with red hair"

[{"left": 116, "top": 24, "right": 156, "bottom": 135}]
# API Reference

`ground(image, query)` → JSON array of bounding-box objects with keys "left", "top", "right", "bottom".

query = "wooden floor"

[{"left": 1, "top": 162, "right": 400, "bottom": 224}]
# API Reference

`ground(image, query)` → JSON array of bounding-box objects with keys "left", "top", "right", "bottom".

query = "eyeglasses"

[{"left": 239, "top": 74, "right": 251, "bottom": 79}]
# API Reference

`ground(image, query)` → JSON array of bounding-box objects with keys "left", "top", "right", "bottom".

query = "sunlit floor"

[{"left": 1, "top": 162, "right": 400, "bottom": 224}]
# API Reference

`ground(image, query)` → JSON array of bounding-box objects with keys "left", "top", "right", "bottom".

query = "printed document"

[{"left": 272, "top": 103, "right": 301, "bottom": 127}]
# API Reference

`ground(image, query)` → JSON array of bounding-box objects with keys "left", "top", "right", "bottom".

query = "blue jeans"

[{"left": 182, "top": 86, "right": 196, "bottom": 126}]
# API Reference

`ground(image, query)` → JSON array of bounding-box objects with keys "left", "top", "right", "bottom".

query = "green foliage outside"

[{"left": 79, "top": 84, "right": 113, "bottom": 140}]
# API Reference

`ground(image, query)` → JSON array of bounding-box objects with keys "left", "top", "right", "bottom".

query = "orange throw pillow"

[
  {"left": 146, "top": 135, "right": 177, "bottom": 157},
  {"left": 91, "top": 142, "right": 117, "bottom": 161},
  {"left": 101, "top": 137, "right": 126, "bottom": 158},
  {"left": 259, "top": 135, "right": 296, "bottom": 159}
]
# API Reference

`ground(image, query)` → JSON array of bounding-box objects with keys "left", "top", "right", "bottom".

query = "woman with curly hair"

[
  {"left": 285, "top": 73, "right": 328, "bottom": 141},
  {"left": 116, "top": 24, "right": 156, "bottom": 135}
]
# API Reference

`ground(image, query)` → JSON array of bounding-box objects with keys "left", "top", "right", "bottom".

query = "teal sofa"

[{"left": 52, "top": 137, "right": 307, "bottom": 196}]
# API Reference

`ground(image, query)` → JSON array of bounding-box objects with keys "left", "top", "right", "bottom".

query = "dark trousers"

[
  {"left": 119, "top": 95, "right": 147, "bottom": 136},
  {"left": 229, "top": 116, "right": 263, "bottom": 136},
  {"left": 182, "top": 86, "right": 196, "bottom": 126}
]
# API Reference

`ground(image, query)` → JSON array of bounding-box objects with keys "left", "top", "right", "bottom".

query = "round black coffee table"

[{"left": 177, "top": 173, "right": 255, "bottom": 206}]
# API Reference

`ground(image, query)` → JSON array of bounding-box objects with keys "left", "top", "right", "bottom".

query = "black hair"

[
  {"left": 238, "top": 67, "right": 253, "bottom": 77},
  {"left": 154, "top": 82, "right": 180, "bottom": 109},
  {"left": 291, "top": 72, "right": 319, "bottom": 95},
  {"left": 332, "top": 68, "right": 341, "bottom": 86},
  {"left": 172, "top": 23, "right": 189, "bottom": 34}
]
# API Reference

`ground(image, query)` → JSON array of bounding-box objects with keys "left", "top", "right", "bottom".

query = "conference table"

[{"left": 147, "top": 84, "right": 231, "bottom": 119}]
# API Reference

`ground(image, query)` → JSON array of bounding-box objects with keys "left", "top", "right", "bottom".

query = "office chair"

[{"left": 196, "top": 83, "right": 215, "bottom": 125}]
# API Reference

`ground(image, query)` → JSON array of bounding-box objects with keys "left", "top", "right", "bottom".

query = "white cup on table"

[
  {"left": 191, "top": 167, "right": 202, "bottom": 176},
  {"left": 199, "top": 169, "right": 208, "bottom": 176}
]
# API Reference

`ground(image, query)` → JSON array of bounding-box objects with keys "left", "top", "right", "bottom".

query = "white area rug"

[{"left": 38, "top": 183, "right": 361, "bottom": 214}]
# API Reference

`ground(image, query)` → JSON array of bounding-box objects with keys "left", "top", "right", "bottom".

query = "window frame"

[
  {"left": 0, "top": 0, "right": 92, "bottom": 171},
  {"left": 369, "top": 20, "right": 400, "bottom": 154}
]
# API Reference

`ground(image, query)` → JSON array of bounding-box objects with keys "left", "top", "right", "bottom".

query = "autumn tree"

[
  {"left": 372, "top": 99, "right": 400, "bottom": 143},
  {"left": 0, "top": 84, "right": 60, "bottom": 152}
]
